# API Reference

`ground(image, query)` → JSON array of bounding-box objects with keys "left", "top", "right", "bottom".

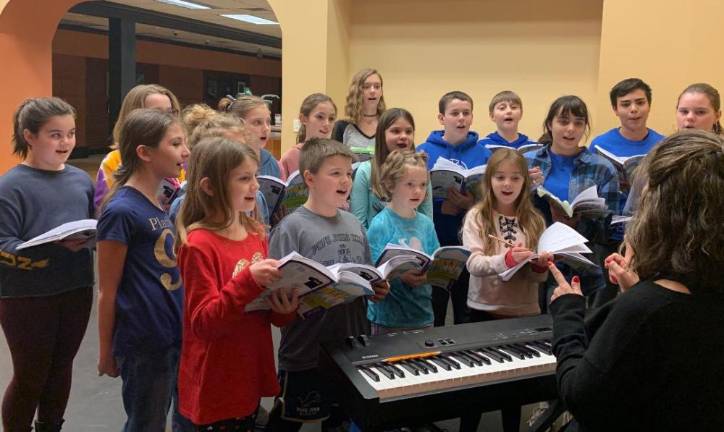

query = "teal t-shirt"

[{"left": 366, "top": 207, "right": 440, "bottom": 328}]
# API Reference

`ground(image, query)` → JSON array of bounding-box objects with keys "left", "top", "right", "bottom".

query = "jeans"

[
  {"left": 119, "top": 347, "right": 179, "bottom": 432},
  {"left": 431, "top": 269, "right": 470, "bottom": 326}
]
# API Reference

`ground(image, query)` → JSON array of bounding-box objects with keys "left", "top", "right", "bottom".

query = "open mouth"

[
  {"left": 501, "top": 191, "right": 514, "bottom": 197},
  {"left": 244, "top": 196, "right": 256, "bottom": 202},
  {"left": 56, "top": 149, "right": 70, "bottom": 154},
  {"left": 336, "top": 189, "right": 348, "bottom": 195},
  {"left": 396, "top": 142, "right": 408, "bottom": 149}
]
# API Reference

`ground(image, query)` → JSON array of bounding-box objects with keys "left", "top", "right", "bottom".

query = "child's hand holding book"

[
  {"left": 250, "top": 259, "right": 283, "bottom": 287},
  {"left": 400, "top": 269, "right": 428, "bottom": 288},
  {"left": 370, "top": 280, "right": 390, "bottom": 303},
  {"left": 266, "top": 287, "right": 300, "bottom": 314}
]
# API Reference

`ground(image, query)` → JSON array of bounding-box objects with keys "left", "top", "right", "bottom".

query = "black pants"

[
  {"left": 459, "top": 309, "right": 521, "bottom": 432},
  {"left": 431, "top": 269, "right": 470, "bottom": 326}
]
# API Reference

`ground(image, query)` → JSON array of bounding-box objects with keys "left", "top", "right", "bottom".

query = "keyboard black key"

[
  {"left": 515, "top": 343, "right": 539, "bottom": 357},
  {"left": 430, "top": 357, "right": 451, "bottom": 371},
  {"left": 399, "top": 361, "right": 420, "bottom": 376},
  {"left": 466, "top": 350, "right": 491, "bottom": 365},
  {"left": 479, "top": 347, "right": 505, "bottom": 363},
  {"left": 440, "top": 355, "right": 461, "bottom": 369},
  {"left": 488, "top": 346, "right": 513, "bottom": 362},
  {"left": 386, "top": 363, "right": 405, "bottom": 378},
  {"left": 500, "top": 345, "right": 526, "bottom": 360},
  {"left": 451, "top": 352, "right": 475, "bottom": 368},
  {"left": 374, "top": 363, "right": 396, "bottom": 380},
  {"left": 359, "top": 366, "right": 380, "bottom": 382},
  {"left": 420, "top": 359, "right": 438, "bottom": 373},
  {"left": 460, "top": 351, "right": 483, "bottom": 366},
  {"left": 411, "top": 359, "right": 430, "bottom": 374}
]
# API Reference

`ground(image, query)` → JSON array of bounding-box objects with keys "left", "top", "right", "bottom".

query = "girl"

[
  {"left": 94, "top": 84, "right": 184, "bottom": 210},
  {"left": 176, "top": 137, "right": 298, "bottom": 430},
  {"left": 459, "top": 148, "right": 551, "bottom": 432},
  {"left": 279, "top": 93, "right": 337, "bottom": 179},
  {"left": 366, "top": 150, "right": 439, "bottom": 334},
  {"left": 624, "top": 83, "right": 722, "bottom": 216},
  {"left": 226, "top": 95, "right": 282, "bottom": 179},
  {"left": 525, "top": 96, "right": 620, "bottom": 308},
  {"left": 351, "top": 108, "right": 433, "bottom": 228},
  {"left": 675, "top": 83, "right": 722, "bottom": 134},
  {"left": 0, "top": 98, "right": 94, "bottom": 432},
  {"left": 173, "top": 105, "right": 269, "bottom": 226},
  {"left": 96, "top": 109, "right": 190, "bottom": 431},
  {"left": 332, "top": 68, "right": 386, "bottom": 151}
]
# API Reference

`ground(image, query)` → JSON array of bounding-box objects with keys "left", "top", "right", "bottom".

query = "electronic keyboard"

[{"left": 320, "top": 314, "right": 558, "bottom": 431}]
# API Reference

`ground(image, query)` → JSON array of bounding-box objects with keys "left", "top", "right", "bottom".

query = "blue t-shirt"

[
  {"left": 544, "top": 150, "right": 577, "bottom": 202},
  {"left": 591, "top": 128, "right": 664, "bottom": 157},
  {"left": 366, "top": 207, "right": 440, "bottom": 328},
  {"left": 97, "top": 186, "right": 183, "bottom": 356},
  {"left": 479, "top": 131, "right": 537, "bottom": 149}
]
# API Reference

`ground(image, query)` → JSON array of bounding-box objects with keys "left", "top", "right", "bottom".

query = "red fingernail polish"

[{"left": 572, "top": 276, "right": 580, "bottom": 283}]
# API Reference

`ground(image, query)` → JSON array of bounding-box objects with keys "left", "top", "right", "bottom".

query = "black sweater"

[{"left": 550, "top": 280, "right": 724, "bottom": 431}]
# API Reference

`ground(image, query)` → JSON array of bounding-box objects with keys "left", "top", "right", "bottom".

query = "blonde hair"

[
  {"left": 627, "top": 130, "right": 724, "bottom": 294},
  {"left": 112, "top": 84, "right": 180, "bottom": 147},
  {"left": 374, "top": 150, "right": 428, "bottom": 201},
  {"left": 227, "top": 95, "right": 268, "bottom": 119},
  {"left": 344, "top": 68, "right": 386, "bottom": 124},
  {"left": 181, "top": 104, "right": 217, "bottom": 137},
  {"left": 187, "top": 112, "right": 245, "bottom": 151},
  {"left": 177, "top": 137, "right": 264, "bottom": 247},
  {"left": 468, "top": 148, "right": 545, "bottom": 255}
]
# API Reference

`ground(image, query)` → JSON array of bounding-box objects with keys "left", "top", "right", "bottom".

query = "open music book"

[
  {"left": 485, "top": 142, "right": 544, "bottom": 155},
  {"left": 244, "top": 251, "right": 375, "bottom": 318},
  {"left": 593, "top": 146, "right": 646, "bottom": 191},
  {"left": 17, "top": 219, "right": 97, "bottom": 250},
  {"left": 430, "top": 157, "right": 486, "bottom": 200},
  {"left": 537, "top": 185, "right": 607, "bottom": 219},
  {"left": 257, "top": 170, "right": 307, "bottom": 219},
  {"left": 375, "top": 244, "right": 471, "bottom": 289},
  {"left": 498, "top": 222, "right": 596, "bottom": 282}
]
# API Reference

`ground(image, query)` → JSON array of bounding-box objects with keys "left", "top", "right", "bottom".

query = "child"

[
  {"left": 94, "top": 83, "right": 184, "bottom": 210},
  {"left": 675, "top": 82, "right": 722, "bottom": 134},
  {"left": 0, "top": 97, "right": 94, "bottom": 432},
  {"left": 172, "top": 105, "right": 269, "bottom": 226},
  {"left": 351, "top": 108, "right": 433, "bottom": 228},
  {"left": 459, "top": 148, "right": 550, "bottom": 432},
  {"left": 226, "top": 95, "right": 282, "bottom": 179},
  {"left": 96, "top": 109, "right": 190, "bottom": 430},
  {"left": 176, "top": 137, "right": 298, "bottom": 430},
  {"left": 525, "top": 95, "right": 620, "bottom": 308},
  {"left": 625, "top": 82, "right": 722, "bottom": 216},
  {"left": 332, "top": 68, "right": 386, "bottom": 151},
  {"left": 366, "top": 150, "right": 439, "bottom": 334},
  {"left": 265, "top": 138, "right": 389, "bottom": 431},
  {"left": 417, "top": 90, "right": 491, "bottom": 326},
  {"left": 280, "top": 93, "right": 337, "bottom": 179},
  {"left": 479, "top": 90, "right": 538, "bottom": 149}
]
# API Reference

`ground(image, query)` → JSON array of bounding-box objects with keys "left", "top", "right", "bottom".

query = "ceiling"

[{"left": 60, "top": 0, "right": 281, "bottom": 58}]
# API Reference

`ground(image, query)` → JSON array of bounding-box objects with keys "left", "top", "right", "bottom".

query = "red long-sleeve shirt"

[{"left": 177, "top": 228, "right": 295, "bottom": 425}]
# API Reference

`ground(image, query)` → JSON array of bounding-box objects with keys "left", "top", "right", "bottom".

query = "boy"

[
  {"left": 417, "top": 91, "right": 491, "bottom": 326},
  {"left": 591, "top": 78, "right": 664, "bottom": 158},
  {"left": 265, "top": 138, "right": 388, "bottom": 432},
  {"left": 479, "top": 90, "right": 538, "bottom": 150}
]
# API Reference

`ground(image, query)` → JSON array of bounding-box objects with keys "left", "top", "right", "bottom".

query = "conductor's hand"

[{"left": 549, "top": 262, "right": 583, "bottom": 302}]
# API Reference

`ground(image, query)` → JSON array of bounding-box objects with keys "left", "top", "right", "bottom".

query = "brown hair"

[
  {"left": 226, "top": 95, "right": 267, "bottom": 119},
  {"left": 374, "top": 150, "right": 428, "bottom": 201},
  {"left": 102, "top": 109, "right": 181, "bottom": 210},
  {"left": 677, "top": 83, "right": 722, "bottom": 135},
  {"left": 181, "top": 103, "right": 218, "bottom": 137},
  {"left": 297, "top": 93, "right": 337, "bottom": 143},
  {"left": 299, "top": 138, "right": 355, "bottom": 186},
  {"left": 539, "top": 95, "right": 591, "bottom": 145},
  {"left": 626, "top": 130, "right": 724, "bottom": 294},
  {"left": 439, "top": 91, "right": 474, "bottom": 114},
  {"left": 112, "top": 84, "right": 180, "bottom": 148},
  {"left": 370, "top": 108, "right": 416, "bottom": 196},
  {"left": 12, "top": 97, "right": 76, "bottom": 159},
  {"left": 467, "top": 148, "right": 545, "bottom": 255},
  {"left": 488, "top": 90, "right": 522, "bottom": 115},
  {"left": 344, "top": 68, "right": 386, "bottom": 124},
  {"left": 177, "top": 137, "right": 263, "bottom": 249},
  {"left": 186, "top": 111, "right": 245, "bottom": 151}
]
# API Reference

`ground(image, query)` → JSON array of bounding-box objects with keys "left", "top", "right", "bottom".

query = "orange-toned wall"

[{"left": 0, "top": 0, "right": 83, "bottom": 173}]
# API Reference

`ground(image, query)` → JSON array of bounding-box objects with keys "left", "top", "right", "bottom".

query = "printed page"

[{"left": 17, "top": 219, "right": 97, "bottom": 250}]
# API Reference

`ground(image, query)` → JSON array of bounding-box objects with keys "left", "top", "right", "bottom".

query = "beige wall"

[
  {"left": 596, "top": 0, "right": 724, "bottom": 136},
  {"left": 348, "top": 0, "right": 604, "bottom": 144}
]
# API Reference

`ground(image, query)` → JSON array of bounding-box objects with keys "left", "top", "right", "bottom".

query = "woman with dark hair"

[{"left": 548, "top": 129, "right": 724, "bottom": 431}]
